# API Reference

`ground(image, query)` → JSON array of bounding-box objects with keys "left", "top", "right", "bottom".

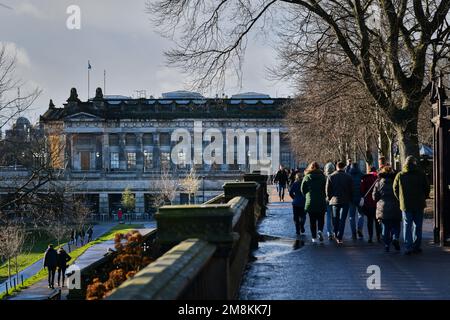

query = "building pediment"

[{"left": 65, "top": 112, "right": 102, "bottom": 121}]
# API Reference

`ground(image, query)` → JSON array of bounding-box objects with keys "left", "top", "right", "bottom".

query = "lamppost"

[{"left": 202, "top": 176, "right": 205, "bottom": 203}]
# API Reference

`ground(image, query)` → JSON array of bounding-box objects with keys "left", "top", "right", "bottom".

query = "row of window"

[
  {"left": 110, "top": 151, "right": 166, "bottom": 170},
  {"left": 108, "top": 133, "right": 170, "bottom": 147}
]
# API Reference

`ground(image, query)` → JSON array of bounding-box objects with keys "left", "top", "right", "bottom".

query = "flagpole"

[
  {"left": 88, "top": 60, "right": 90, "bottom": 100},
  {"left": 104, "top": 70, "right": 106, "bottom": 95}
]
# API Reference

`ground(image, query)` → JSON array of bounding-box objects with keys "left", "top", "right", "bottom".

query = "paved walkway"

[
  {"left": 0, "top": 222, "right": 119, "bottom": 297},
  {"left": 239, "top": 187, "right": 450, "bottom": 300},
  {"left": 11, "top": 227, "right": 156, "bottom": 300},
  {"left": 9, "top": 223, "right": 156, "bottom": 300}
]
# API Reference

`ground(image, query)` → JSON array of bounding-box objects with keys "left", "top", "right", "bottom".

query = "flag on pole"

[{"left": 88, "top": 61, "right": 92, "bottom": 70}]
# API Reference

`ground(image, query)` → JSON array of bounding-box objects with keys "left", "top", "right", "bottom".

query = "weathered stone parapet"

[
  {"left": 107, "top": 239, "right": 216, "bottom": 300},
  {"left": 243, "top": 172, "right": 269, "bottom": 216},
  {"left": 223, "top": 181, "right": 259, "bottom": 201},
  {"left": 223, "top": 181, "right": 262, "bottom": 250},
  {"left": 156, "top": 197, "right": 249, "bottom": 249}
]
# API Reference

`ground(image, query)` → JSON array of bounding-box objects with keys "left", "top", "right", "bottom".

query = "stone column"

[
  {"left": 119, "top": 133, "right": 126, "bottom": 170},
  {"left": 99, "top": 193, "right": 109, "bottom": 215},
  {"left": 221, "top": 130, "right": 229, "bottom": 171},
  {"left": 136, "top": 133, "right": 144, "bottom": 172},
  {"left": 154, "top": 132, "right": 160, "bottom": 170},
  {"left": 102, "top": 133, "right": 110, "bottom": 171},
  {"left": 69, "top": 134, "right": 75, "bottom": 170},
  {"left": 135, "top": 192, "right": 145, "bottom": 214}
]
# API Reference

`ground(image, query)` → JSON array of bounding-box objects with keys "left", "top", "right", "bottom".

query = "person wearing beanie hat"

[{"left": 393, "top": 156, "right": 430, "bottom": 255}]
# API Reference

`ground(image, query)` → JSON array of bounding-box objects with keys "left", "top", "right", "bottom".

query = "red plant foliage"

[{"left": 85, "top": 230, "right": 154, "bottom": 300}]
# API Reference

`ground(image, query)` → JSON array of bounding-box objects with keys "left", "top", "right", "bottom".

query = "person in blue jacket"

[{"left": 289, "top": 173, "right": 306, "bottom": 235}]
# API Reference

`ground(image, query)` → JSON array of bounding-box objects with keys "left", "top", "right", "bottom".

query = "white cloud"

[
  {"left": 16, "top": 2, "right": 47, "bottom": 20},
  {"left": 0, "top": 42, "right": 31, "bottom": 68}
]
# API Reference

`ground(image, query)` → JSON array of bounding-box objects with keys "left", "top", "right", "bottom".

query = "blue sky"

[{"left": 0, "top": 0, "right": 293, "bottom": 124}]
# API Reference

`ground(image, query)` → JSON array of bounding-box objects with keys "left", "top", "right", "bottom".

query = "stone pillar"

[
  {"left": 102, "top": 133, "right": 110, "bottom": 171},
  {"left": 223, "top": 182, "right": 260, "bottom": 250},
  {"left": 243, "top": 173, "right": 269, "bottom": 216},
  {"left": 154, "top": 132, "right": 160, "bottom": 170},
  {"left": 135, "top": 192, "right": 145, "bottom": 214},
  {"left": 156, "top": 203, "right": 236, "bottom": 299},
  {"left": 222, "top": 130, "right": 229, "bottom": 171},
  {"left": 99, "top": 193, "right": 109, "bottom": 215},
  {"left": 69, "top": 134, "right": 75, "bottom": 170},
  {"left": 136, "top": 133, "right": 144, "bottom": 172},
  {"left": 119, "top": 133, "right": 126, "bottom": 170}
]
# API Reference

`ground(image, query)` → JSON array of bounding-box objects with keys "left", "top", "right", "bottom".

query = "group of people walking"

[
  {"left": 69, "top": 226, "right": 93, "bottom": 247},
  {"left": 278, "top": 155, "right": 429, "bottom": 254},
  {"left": 43, "top": 245, "right": 72, "bottom": 289}
]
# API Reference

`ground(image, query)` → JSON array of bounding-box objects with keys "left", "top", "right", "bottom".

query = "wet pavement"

[{"left": 239, "top": 189, "right": 450, "bottom": 300}]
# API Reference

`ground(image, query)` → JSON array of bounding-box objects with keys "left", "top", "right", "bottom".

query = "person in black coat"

[
  {"left": 80, "top": 228, "right": 86, "bottom": 246},
  {"left": 43, "top": 244, "right": 58, "bottom": 289},
  {"left": 69, "top": 229, "right": 75, "bottom": 245},
  {"left": 87, "top": 226, "right": 93, "bottom": 243},
  {"left": 56, "top": 248, "right": 72, "bottom": 287},
  {"left": 274, "top": 166, "right": 289, "bottom": 201}
]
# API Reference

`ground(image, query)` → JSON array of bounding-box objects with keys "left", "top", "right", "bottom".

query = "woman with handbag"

[
  {"left": 372, "top": 165, "right": 402, "bottom": 252},
  {"left": 360, "top": 167, "right": 382, "bottom": 243}
]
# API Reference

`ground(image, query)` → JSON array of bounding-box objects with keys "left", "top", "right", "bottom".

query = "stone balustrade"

[{"left": 106, "top": 173, "right": 267, "bottom": 300}]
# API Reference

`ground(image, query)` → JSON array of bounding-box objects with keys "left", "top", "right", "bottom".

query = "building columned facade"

[{"left": 1, "top": 88, "right": 295, "bottom": 217}]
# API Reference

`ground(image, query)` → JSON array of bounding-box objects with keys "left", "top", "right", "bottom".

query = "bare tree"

[
  {"left": 0, "top": 44, "right": 41, "bottom": 132},
  {"left": 152, "top": 168, "right": 179, "bottom": 208},
  {"left": 0, "top": 220, "right": 25, "bottom": 282},
  {"left": 179, "top": 167, "right": 200, "bottom": 204},
  {"left": 148, "top": 0, "right": 450, "bottom": 164}
]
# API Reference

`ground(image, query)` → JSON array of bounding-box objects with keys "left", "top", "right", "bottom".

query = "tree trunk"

[{"left": 393, "top": 117, "right": 420, "bottom": 167}]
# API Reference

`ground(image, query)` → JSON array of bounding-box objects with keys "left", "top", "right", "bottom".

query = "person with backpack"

[
  {"left": 301, "top": 162, "right": 327, "bottom": 243},
  {"left": 361, "top": 167, "right": 381, "bottom": 243},
  {"left": 289, "top": 172, "right": 306, "bottom": 235},
  {"left": 326, "top": 161, "right": 353, "bottom": 244},
  {"left": 373, "top": 165, "right": 402, "bottom": 252},
  {"left": 393, "top": 156, "right": 430, "bottom": 255}
]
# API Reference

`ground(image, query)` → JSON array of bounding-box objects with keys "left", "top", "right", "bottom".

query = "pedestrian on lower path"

[
  {"left": 69, "top": 229, "right": 75, "bottom": 246},
  {"left": 301, "top": 162, "right": 327, "bottom": 243},
  {"left": 87, "top": 226, "right": 93, "bottom": 243},
  {"left": 373, "top": 165, "right": 402, "bottom": 252},
  {"left": 326, "top": 161, "right": 353, "bottom": 244},
  {"left": 289, "top": 173, "right": 306, "bottom": 235},
  {"left": 80, "top": 227, "right": 85, "bottom": 246},
  {"left": 361, "top": 167, "right": 382, "bottom": 243},
  {"left": 393, "top": 156, "right": 430, "bottom": 255},
  {"left": 118, "top": 208, "right": 123, "bottom": 224},
  {"left": 43, "top": 244, "right": 57, "bottom": 289},
  {"left": 56, "top": 247, "right": 71, "bottom": 287},
  {"left": 75, "top": 230, "right": 81, "bottom": 247}
]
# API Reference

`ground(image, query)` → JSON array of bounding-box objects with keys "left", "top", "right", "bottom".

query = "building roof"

[{"left": 40, "top": 89, "right": 291, "bottom": 122}]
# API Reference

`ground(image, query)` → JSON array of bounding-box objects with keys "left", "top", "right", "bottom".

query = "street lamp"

[{"left": 202, "top": 176, "right": 205, "bottom": 203}]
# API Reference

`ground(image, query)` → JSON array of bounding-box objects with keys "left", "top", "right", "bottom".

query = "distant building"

[{"left": 0, "top": 87, "right": 295, "bottom": 216}]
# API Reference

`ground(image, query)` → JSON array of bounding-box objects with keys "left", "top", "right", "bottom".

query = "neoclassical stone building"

[{"left": 1, "top": 88, "right": 295, "bottom": 217}]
